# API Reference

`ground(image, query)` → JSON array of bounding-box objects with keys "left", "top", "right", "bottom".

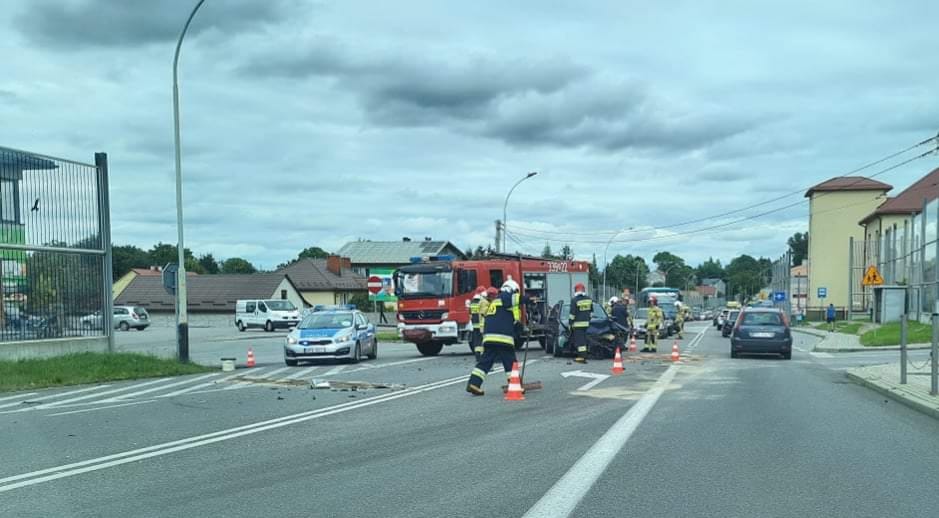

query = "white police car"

[{"left": 284, "top": 308, "right": 378, "bottom": 366}]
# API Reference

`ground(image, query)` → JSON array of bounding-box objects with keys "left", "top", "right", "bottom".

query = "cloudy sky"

[{"left": 2, "top": 0, "right": 938, "bottom": 269}]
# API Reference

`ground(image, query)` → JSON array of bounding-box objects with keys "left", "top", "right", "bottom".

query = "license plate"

[
  {"left": 310, "top": 346, "right": 325, "bottom": 353},
  {"left": 752, "top": 332, "right": 774, "bottom": 338}
]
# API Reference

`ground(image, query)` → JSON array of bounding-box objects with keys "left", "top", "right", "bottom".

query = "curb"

[
  {"left": 815, "top": 344, "right": 933, "bottom": 353},
  {"left": 792, "top": 327, "right": 829, "bottom": 338},
  {"left": 845, "top": 370, "right": 939, "bottom": 421}
]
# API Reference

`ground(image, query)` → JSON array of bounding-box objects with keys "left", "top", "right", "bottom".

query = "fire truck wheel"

[{"left": 416, "top": 342, "right": 443, "bottom": 356}]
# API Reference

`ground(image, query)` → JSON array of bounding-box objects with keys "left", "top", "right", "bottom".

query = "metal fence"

[
  {"left": 768, "top": 251, "right": 792, "bottom": 316},
  {"left": 0, "top": 146, "right": 112, "bottom": 347}
]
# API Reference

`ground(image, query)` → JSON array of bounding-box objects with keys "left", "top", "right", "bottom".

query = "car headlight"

[
  {"left": 287, "top": 336, "right": 298, "bottom": 344},
  {"left": 441, "top": 312, "right": 449, "bottom": 320},
  {"left": 335, "top": 333, "right": 352, "bottom": 343}
]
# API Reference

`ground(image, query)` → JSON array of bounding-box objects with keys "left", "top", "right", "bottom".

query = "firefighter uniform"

[
  {"left": 674, "top": 304, "right": 685, "bottom": 339},
  {"left": 512, "top": 292, "right": 524, "bottom": 349},
  {"left": 569, "top": 291, "right": 592, "bottom": 363},
  {"left": 469, "top": 294, "right": 483, "bottom": 360},
  {"left": 645, "top": 304, "right": 664, "bottom": 351},
  {"left": 466, "top": 291, "right": 519, "bottom": 395}
]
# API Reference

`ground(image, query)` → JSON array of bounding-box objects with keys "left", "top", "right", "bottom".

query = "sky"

[{"left": 2, "top": 0, "right": 938, "bottom": 270}]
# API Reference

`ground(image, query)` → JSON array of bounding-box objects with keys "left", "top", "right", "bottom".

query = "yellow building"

[{"left": 806, "top": 177, "right": 891, "bottom": 310}]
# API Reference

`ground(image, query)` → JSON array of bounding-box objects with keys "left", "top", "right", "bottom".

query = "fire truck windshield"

[{"left": 395, "top": 271, "right": 453, "bottom": 298}]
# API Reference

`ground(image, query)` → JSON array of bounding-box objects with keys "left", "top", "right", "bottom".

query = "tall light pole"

[
  {"left": 602, "top": 227, "right": 633, "bottom": 299},
  {"left": 172, "top": 0, "right": 205, "bottom": 362},
  {"left": 501, "top": 171, "right": 538, "bottom": 252}
]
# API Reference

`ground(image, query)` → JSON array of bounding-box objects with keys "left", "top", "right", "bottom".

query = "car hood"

[
  {"left": 634, "top": 318, "right": 647, "bottom": 326},
  {"left": 296, "top": 328, "right": 350, "bottom": 339}
]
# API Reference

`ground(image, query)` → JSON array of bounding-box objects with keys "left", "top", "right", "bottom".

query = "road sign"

[
  {"left": 773, "top": 291, "right": 786, "bottom": 302},
  {"left": 162, "top": 263, "right": 178, "bottom": 296},
  {"left": 817, "top": 287, "right": 827, "bottom": 298},
  {"left": 367, "top": 275, "right": 383, "bottom": 295},
  {"left": 862, "top": 265, "right": 884, "bottom": 286}
]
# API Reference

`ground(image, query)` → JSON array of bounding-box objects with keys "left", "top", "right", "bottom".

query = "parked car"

[
  {"left": 721, "top": 310, "right": 741, "bottom": 337},
  {"left": 730, "top": 307, "right": 792, "bottom": 359},
  {"left": 235, "top": 299, "right": 301, "bottom": 332},
  {"left": 715, "top": 309, "right": 729, "bottom": 329},
  {"left": 81, "top": 306, "right": 150, "bottom": 331},
  {"left": 284, "top": 309, "right": 377, "bottom": 365}
]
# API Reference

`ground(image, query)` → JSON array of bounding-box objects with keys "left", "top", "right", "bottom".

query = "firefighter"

[
  {"left": 469, "top": 286, "right": 487, "bottom": 360},
  {"left": 674, "top": 301, "right": 685, "bottom": 339},
  {"left": 505, "top": 278, "right": 525, "bottom": 349},
  {"left": 569, "top": 283, "right": 592, "bottom": 363},
  {"left": 644, "top": 296, "right": 664, "bottom": 352},
  {"left": 466, "top": 281, "right": 531, "bottom": 396},
  {"left": 611, "top": 296, "right": 629, "bottom": 330}
]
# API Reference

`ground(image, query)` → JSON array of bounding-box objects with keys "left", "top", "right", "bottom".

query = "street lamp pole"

[
  {"left": 501, "top": 171, "right": 538, "bottom": 253},
  {"left": 172, "top": 0, "right": 205, "bottom": 363},
  {"left": 602, "top": 227, "right": 633, "bottom": 299}
]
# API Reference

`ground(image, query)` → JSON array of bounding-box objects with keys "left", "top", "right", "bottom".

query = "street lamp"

[
  {"left": 602, "top": 227, "right": 633, "bottom": 299},
  {"left": 501, "top": 171, "right": 538, "bottom": 252},
  {"left": 172, "top": 0, "right": 205, "bottom": 362}
]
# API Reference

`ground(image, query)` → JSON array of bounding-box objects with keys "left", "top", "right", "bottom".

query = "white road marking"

[
  {"left": 105, "top": 374, "right": 220, "bottom": 402},
  {"left": 522, "top": 364, "right": 680, "bottom": 518},
  {"left": 0, "top": 386, "right": 109, "bottom": 410},
  {"left": 155, "top": 372, "right": 247, "bottom": 399},
  {"left": 0, "top": 379, "right": 173, "bottom": 413},
  {"left": 0, "top": 392, "right": 37, "bottom": 403},
  {"left": 338, "top": 356, "right": 437, "bottom": 375},
  {"left": 810, "top": 352, "right": 834, "bottom": 358},
  {"left": 45, "top": 400, "right": 158, "bottom": 417},
  {"left": 321, "top": 365, "right": 347, "bottom": 376},
  {"left": 282, "top": 366, "right": 318, "bottom": 380},
  {"left": 560, "top": 371, "right": 610, "bottom": 391},
  {"left": 257, "top": 366, "right": 293, "bottom": 379}
]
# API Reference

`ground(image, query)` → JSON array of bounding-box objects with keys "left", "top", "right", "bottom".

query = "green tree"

[
  {"left": 606, "top": 254, "right": 649, "bottom": 292},
  {"left": 112, "top": 244, "right": 150, "bottom": 279},
  {"left": 725, "top": 255, "right": 765, "bottom": 299},
  {"left": 541, "top": 243, "right": 554, "bottom": 259},
  {"left": 220, "top": 257, "right": 257, "bottom": 274},
  {"left": 197, "top": 253, "right": 220, "bottom": 274},
  {"left": 298, "top": 246, "right": 330, "bottom": 260},
  {"left": 695, "top": 257, "right": 724, "bottom": 283},
  {"left": 788, "top": 232, "right": 808, "bottom": 266},
  {"left": 147, "top": 243, "right": 197, "bottom": 269},
  {"left": 560, "top": 244, "right": 573, "bottom": 260}
]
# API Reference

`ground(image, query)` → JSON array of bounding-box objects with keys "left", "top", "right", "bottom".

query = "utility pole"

[{"left": 494, "top": 220, "right": 502, "bottom": 253}]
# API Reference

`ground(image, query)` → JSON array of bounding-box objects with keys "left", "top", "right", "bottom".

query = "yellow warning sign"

[{"left": 862, "top": 265, "right": 884, "bottom": 286}]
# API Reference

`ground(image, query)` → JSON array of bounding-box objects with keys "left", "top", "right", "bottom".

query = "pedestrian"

[
  {"left": 826, "top": 303, "right": 836, "bottom": 332},
  {"left": 469, "top": 286, "right": 487, "bottom": 361},
  {"left": 674, "top": 301, "right": 685, "bottom": 339},
  {"left": 378, "top": 301, "right": 388, "bottom": 324},
  {"left": 466, "top": 282, "right": 534, "bottom": 396},
  {"left": 569, "top": 283, "right": 592, "bottom": 364},
  {"left": 644, "top": 297, "right": 664, "bottom": 352}
]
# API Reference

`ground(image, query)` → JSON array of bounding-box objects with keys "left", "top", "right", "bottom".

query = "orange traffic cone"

[
  {"left": 504, "top": 361, "right": 525, "bottom": 401},
  {"left": 628, "top": 334, "right": 638, "bottom": 353},
  {"left": 671, "top": 341, "right": 680, "bottom": 363},
  {"left": 611, "top": 346, "right": 625, "bottom": 375},
  {"left": 246, "top": 347, "right": 256, "bottom": 368}
]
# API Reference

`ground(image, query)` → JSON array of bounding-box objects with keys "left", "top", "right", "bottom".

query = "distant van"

[{"left": 235, "top": 299, "right": 300, "bottom": 332}]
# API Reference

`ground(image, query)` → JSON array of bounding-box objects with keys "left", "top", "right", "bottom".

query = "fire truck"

[{"left": 394, "top": 253, "right": 591, "bottom": 356}]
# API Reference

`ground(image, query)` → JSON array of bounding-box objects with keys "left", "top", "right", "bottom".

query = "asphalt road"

[{"left": 2, "top": 323, "right": 938, "bottom": 517}]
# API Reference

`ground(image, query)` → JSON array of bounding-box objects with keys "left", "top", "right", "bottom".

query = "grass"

[
  {"left": 377, "top": 330, "right": 401, "bottom": 342},
  {"left": 0, "top": 352, "right": 214, "bottom": 393},
  {"left": 860, "top": 321, "right": 933, "bottom": 347}
]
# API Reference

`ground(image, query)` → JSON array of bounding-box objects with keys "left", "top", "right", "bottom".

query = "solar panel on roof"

[{"left": 420, "top": 242, "right": 437, "bottom": 252}]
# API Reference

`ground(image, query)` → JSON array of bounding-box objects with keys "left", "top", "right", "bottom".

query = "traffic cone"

[
  {"left": 504, "top": 361, "right": 525, "bottom": 401},
  {"left": 628, "top": 334, "right": 638, "bottom": 353},
  {"left": 611, "top": 346, "right": 625, "bottom": 375},
  {"left": 671, "top": 341, "right": 680, "bottom": 363},
  {"left": 246, "top": 347, "right": 256, "bottom": 368}
]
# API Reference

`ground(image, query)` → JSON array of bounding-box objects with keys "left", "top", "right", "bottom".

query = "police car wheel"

[
  {"left": 367, "top": 339, "right": 377, "bottom": 360},
  {"left": 350, "top": 343, "right": 361, "bottom": 364}
]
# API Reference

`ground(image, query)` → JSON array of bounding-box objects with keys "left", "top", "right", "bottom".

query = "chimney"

[
  {"left": 340, "top": 257, "right": 351, "bottom": 271},
  {"left": 326, "top": 255, "right": 342, "bottom": 276},
  {"left": 402, "top": 237, "right": 411, "bottom": 242}
]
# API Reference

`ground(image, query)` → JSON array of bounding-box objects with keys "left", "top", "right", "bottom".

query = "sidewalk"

[
  {"left": 847, "top": 362, "right": 939, "bottom": 420},
  {"left": 793, "top": 327, "right": 933, "bottom": 352}
]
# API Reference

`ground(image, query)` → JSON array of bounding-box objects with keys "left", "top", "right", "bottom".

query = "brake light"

[{"left": 131, "top": 312, "right": 139, "bottom": 319}]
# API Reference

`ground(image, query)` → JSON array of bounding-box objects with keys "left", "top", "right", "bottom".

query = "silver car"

[
  {"left": 81, "top": 306, "right": 150, "bottom": 331},
  {"left": 284, "top": 310, "right": 377, "bottom": 366}
]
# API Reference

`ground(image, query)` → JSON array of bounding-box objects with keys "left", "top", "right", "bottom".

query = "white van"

[{"left": 235, "top": 299, "right": 301, "bottom": 332}]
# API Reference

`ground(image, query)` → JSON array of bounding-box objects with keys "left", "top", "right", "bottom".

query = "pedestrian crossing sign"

[{"left": 862, "top": 265, "right": 884, "bottom": 286}]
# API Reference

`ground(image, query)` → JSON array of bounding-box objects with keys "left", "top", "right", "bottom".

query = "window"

[
  {"left": 281, "top": 290, "right": 287, "bottom": 300},
  {"left": 355, "top": 313, "right": 367, "bottom": 328},
  {"left": 742, "top": 312, "right": 783, "bottom": 325},
  {"left": 0, "top": 180, "right": 18, "bottom": 224},
  {"left": 457, "top": 269, "right": 478, "bottom": 294},
  {"left": 489, "top": 269, "right": 504, "bottom": 289},
  {"left": 114, "top": 308, "right": 128, "bottom": 315},
  {"left": 258, "top": 301, "right": 268, "bottom": 312},
  {"left": 246, "top": 302, "right": 256, "bottom": 313}
]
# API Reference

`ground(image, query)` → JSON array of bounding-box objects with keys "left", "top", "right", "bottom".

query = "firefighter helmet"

[
  {"left": 486, "top": 287, "right": 499, "bottom": 298},
  {"left": 574, "top": 283, "right": 586, "bottom": 293}
]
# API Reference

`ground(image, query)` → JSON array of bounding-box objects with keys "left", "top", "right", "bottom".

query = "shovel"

[{"left": 503, "top": 325, "right": 543, "bottom": 392}]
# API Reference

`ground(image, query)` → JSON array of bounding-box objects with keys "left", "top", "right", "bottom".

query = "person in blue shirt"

[{"left": 826, "top": 303, "right": 836, "bottom": 332}]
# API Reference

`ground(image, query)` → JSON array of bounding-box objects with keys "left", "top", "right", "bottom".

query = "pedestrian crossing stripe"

[{"left": 862, "top": 265, "right": 884, "bottom": 286}]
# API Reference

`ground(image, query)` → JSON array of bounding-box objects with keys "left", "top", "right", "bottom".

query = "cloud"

[
  {"left": 13, "top": 0, "right": 302, "bottom": 48},
  {"left": 697, "top": 169, "right": 748, "bottom": 182}
]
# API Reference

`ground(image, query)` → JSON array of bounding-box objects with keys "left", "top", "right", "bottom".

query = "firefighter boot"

[{"left": 466, "top": 384, "right": 485, "bottom": 396}]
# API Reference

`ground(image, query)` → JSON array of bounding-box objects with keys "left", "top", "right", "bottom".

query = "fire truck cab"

[{"left": 394, "top": 254, "right": 590, "bottom": 356}]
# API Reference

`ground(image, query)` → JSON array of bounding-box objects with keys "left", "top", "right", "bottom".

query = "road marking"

[
  {"left": 45, "top": 400, "right": 158, "bottom": 417},
  {"left": 335, "top": 356, "right": 437, "bottom": 375},
  {"left": 0, "top": 386, "right": 109, "bottom": 410},
  {"left": 522, "top": 363, "right": 679, "bottom": 518},
  {"left": 155, "top": 372, "right": 247, "bottom": 399},
  {"left": 560, "top": 371, "right": 610, "bottom": 391},
  {"left": 0, "top": 392, "right": 37, "bottom": 403},
  {"left": 810, "top": 352, "right": 834, "bottom": 358},
  {"left": 282, "top": 366, "right": 319, "bottom": 380},
  {"left": 257, "top": 366, "right": 293, "bottom": 379},
  {"left": 0, "top": 360, "right": 527, "bottom": 492},
  {"left": 106, "top": 374, "right": 220, "bottom": 402},
  {"left": 222, "top": 367, "right": 274, "bottom": 390},
  {"left": 0, "top": 379, "right": 175, "bottom": 414},
  {"left": 321, "top": 365, "right": 347, "bottom": 376}
]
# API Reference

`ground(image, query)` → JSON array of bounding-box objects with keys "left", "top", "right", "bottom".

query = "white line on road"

[
  {"left": 321, "top": 365, "right": 347, "bottom": 376},
  {"left": 810, "top": 352, "right": 834, "bottom": 359},
  {"left": 339, "top": 356, "right": 437, "bottom": 375},
  {"left": 155, "top": 372, "right": 247, "bottom": 399},
  {"left": 105, "top": 374, "right": 220, "bottom": 402},
  {"left": 0, "top": 379, "right": 175, "bottom": 414},
  {"left": 0, "top": 392, "right": 37, "bottom": 403},
  {"left": 257, "top": 366, "right": 293, "bottom": 379},
  {"left": 45, "top": 400, "right": 158, "bottom": 417},
  {"left": 522, "top": 363, "right": 680, "bottom": 518},
  {"left": 282, "top": 366, "right": 318, "bottom": 380},
  {"left": 0, "top": 385, "right": 114, "bottom": 412}
]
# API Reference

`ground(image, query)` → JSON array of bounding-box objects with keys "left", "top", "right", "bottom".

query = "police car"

[{"left": 284, "top": 306, "right": 378, "bottom": 366}]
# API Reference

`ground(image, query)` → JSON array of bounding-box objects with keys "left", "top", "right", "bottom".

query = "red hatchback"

[{"left": 730, "top": 307, "right": 792, "bottom": 359}]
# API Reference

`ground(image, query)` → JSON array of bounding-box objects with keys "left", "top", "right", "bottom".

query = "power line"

[{"left": 509, "top": 134, "right": 938, "bottom": 240}]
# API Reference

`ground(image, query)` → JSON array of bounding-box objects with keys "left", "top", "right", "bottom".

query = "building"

[
  {"left": 700, "top": 278, "right": 726, "bottom": 298},
  {"left": 115, "top": 272, "right": 303, "bottom": 313},
  {"left": 277, "top": 256, "right": 367, "bottom": 306},
  {"left": 806, "top": 176, "right": 892, "bottom": 310},
  {"left": 112, "top": 267, "right": 198, "bottom": 300},
  {"left": 790, "top": 263, "right": 808, "bottom": 315},
  {"left": 337, "top": 238, "right": 466, "bottom": 276}
]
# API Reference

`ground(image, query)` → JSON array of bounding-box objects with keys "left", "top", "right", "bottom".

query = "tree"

[
  {"left": 541, "top": 243, "right": 554, "bottom": 259},
  {"left": 197, "top": 253, "right": 220, "bottom": 274},
  {"left": 606, "top": 254, "right": 649, "bottom": 292},
  {"left": 147, "top": 242, "right": 196, "bottom": 269},
  {"left": 788, "top": 232, "right": 808, "bottom": 266},
  {"left": 112, "top": 244, "right": 150, "bottom": 279},
  {"left": 725, "top": 255, "right": 765, "bottom": 299},
  {"left": 220, "top": 257, "right": 257, "bottom": 274},
  {"left": 560, "top": 244, "right": 573, "bottom": 260},
  {"left": 695, "top": 257, "right": 724, "bottom": 284},
  {"left": 589, "top": 253, "right": 600, "bottom": 286},
  {"left": 298, "top": 246, "right": 330, "bottom": 260}
]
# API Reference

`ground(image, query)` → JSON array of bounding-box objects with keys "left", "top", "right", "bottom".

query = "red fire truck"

[{"left": 394, "top": 254, "right": 591, "bottom": 356}]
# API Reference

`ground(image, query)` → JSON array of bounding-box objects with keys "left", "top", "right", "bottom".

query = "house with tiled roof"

[
  {"left": 806, "top": 176, "right": 892, "bottom": 310},
  {"left": 859, "top": 166, "right": 939, "bottom": 252},
  {"left": 337, "top": 238, "right": 466, "bottom": 276},
  {"left": 277, "top": 256, "right": 368, "bottom": 306},
  {"left": 115, "top": 272, "right": 303, "bottom": 313}
]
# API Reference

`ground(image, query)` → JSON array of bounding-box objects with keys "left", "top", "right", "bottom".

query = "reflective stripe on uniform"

[
  {"left": 576, "top": 299, "right": 592, "bottom": 310},
  {"left": 577, "top": 346, "right": 587, "bottom": 352},
  {"left": 474, "top": 346, "right": 484, "bottom": 354},
  {"left": 512, "top": 293, "right": 521, "bottom": 322},
  {"left": 483, "top": 333, "right": 515, "bottom": 346},
  {"left": 572, "top": 322, "right": 590, "bottom": 328},
  {"left": 471, "top": 368, "right": 487, "bottom": 379}
]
